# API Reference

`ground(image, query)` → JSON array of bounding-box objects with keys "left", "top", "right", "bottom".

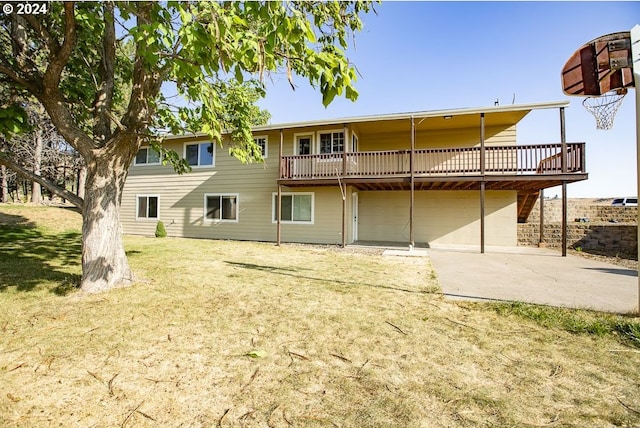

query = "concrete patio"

[{"left": 425, "top": 245, "right": 638, "bottom": 313}]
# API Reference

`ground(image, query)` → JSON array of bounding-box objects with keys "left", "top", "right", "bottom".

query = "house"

[{"left": 120, "top": 101, "right": 587, "bottom": 250}]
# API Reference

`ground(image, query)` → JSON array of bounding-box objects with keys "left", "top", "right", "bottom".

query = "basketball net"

[{"left": 582, "top": 89, "right": 627, "bottom": 130}]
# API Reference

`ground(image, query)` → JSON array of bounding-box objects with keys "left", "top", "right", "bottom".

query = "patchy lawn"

[{"left": 1, "top": 205, "right": 639, "bottom": 427}]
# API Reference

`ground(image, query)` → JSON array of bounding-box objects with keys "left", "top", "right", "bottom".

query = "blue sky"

[{"left": 257, "top": 1, "right": 640, "bottom": 198}]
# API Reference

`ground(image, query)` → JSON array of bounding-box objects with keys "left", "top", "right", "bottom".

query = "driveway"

[{"left": 425, "top": 245, "right": 638, "bottom": 313}]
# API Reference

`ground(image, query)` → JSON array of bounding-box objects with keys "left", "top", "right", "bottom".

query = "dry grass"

[{"left": 1, "top": 205, "right": 639, "bottom": 427}]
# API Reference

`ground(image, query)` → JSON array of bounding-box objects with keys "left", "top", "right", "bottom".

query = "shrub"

[{"left": 155, "top": 220, "right": 167, "bottom": 238}]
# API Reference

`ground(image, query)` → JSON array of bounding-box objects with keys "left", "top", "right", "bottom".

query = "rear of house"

[{"left": 120, "top": 101, "right": 587, "bottom": 248}]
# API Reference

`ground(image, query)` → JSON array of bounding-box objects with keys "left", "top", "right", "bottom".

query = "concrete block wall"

[
  {"left": 526, "top": 198, "right": 637, "bottom": 224},
  {"left": 519, "top": 199, "right": 637, "bottom": 260},
  {"left": 518, "top": 223, "right": 637, "bottom": 259}
]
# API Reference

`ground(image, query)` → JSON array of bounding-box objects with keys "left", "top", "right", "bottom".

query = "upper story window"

[
  {"left": 134, "top": 147, "right": 161, "bottom": 165},
  {"left": 185, "top": 142, "right": 214, "bottom": 167},
  {"left": 254, "top": 136, "right": 268, "bottom": 159},
  {"left": 319, "top": 131, "right": 344, "bottom": 154},
  {"left": 295, "top": 134, "right": 313, "bottom": 155}
]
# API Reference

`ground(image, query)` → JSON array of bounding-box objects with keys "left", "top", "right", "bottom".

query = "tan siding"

[
  {"left": 123, "top": 137, "right": 345, "bottom": 244},
  {"left": 357, "top": 190, "right": 517, "bottom": 246},
  {"left": 123, "top": 123, "right": 518, "bottom": 245},
  {"left": 359, "top": 125, "right": 516, "bottom": 152}
]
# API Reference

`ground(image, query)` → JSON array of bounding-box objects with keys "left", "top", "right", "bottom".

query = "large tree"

[{"left": 0, "top": 1, "right": 371, "bottom": 293}]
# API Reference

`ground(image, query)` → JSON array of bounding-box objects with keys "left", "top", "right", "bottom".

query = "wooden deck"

[
  {"left": 278, "top": 142, "right": 587, "bottom": 192},
  {"left": 278, "top": 143, "right": 587, "bottom": 223}
]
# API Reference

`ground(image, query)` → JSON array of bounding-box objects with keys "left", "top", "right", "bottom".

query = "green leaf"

[{"left": 245, "top": 350, "right": 267, "bottom": 358}]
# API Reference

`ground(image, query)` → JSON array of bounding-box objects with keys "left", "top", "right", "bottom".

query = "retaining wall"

[
  {"left": 518, "top": 199, "right": 637, "bottom": 260},
  {"left": 518, "top": 223, "right": 637, "bottom": 259},
  {"left": 527, "top": 199, "right": 637, "bottom": 224}
]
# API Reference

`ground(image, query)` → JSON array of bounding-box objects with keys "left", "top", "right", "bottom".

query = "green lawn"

[{"left": 1, "top": 205, "right": 639, "bottom": 427}]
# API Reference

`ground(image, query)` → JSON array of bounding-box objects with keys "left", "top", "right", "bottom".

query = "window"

[
  {"left": 254, "top": 136, "right": 268, "bottom": 159},
  {"left": 134, "top": 147, "right": 161, "bottom": 165},
  {"left": 185, "top": 142, "right": 214, "bottom": 167},
  {"left": 319, "top": 131, "right": 344, "bottom": 154},
  {"left": 295, "top": 134, "right": 313, "bottom": 155},
  {"left": 137, "top": 195, "right": 159, "bottom": 220},
  {"left": 272, "top": 193, "right": 314, "bottom": 223},
  {"left": 205, "top": 194, "right": 238, "bottom": 222}
]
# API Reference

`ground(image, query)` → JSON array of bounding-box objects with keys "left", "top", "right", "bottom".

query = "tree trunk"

[
  {"left": 80, "top": 148, "right": 134, "bottom": 293},
  {"left": 31, "top": 127, "right": 43, "bottom": 204},
  {"left": 1, "top": 165, "right": 8, "bottom": 203},
  {"left": 77, "top": 165, "right": 87, "bottom": 199}
]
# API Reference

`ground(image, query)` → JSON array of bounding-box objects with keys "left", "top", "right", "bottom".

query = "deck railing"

[{"left": 280, "top": 143, "right": 585, "bottom": 180}]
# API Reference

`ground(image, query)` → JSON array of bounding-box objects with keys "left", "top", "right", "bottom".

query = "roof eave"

[{"left": 160, "top": 100, "right": 570, "bottom": 140}]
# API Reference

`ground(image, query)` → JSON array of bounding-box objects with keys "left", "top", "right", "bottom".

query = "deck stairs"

[{"left": 517, "top": 191, "right": 540, "bottom": 223}]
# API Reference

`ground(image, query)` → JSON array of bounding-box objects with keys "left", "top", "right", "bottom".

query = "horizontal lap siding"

[
  {"left": 122, "top": 135, "right": 343, "bottom": 244},
  {"left": 122, "top": 137, "right": 279, "bottom": 241},
  {"left": 359, "top": 126, "right": 516, "bottom": 151},
  {"left": 357, "top": 190, "right": 517, "bottom": 246}
]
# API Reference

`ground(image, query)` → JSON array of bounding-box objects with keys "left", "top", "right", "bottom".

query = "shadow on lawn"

[
  {"left": 0, "top": 212, "right": 81, "bottom": 295},
  {"left": 224, "top": 261, "right": 428, "bottom": 294}
]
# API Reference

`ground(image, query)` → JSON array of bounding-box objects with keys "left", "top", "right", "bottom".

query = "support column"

[
  {"left": 539, "top": 189, "right": 545, "bottom": 247},
  {"left": 277, "top": 129, "right": 283, "bottom": 246},
  {"left": 342, "top": 124, "right": 348, "bottom": 248},
  {"left": 480, "top": 181, "right": 486, "bottom": 254},
  {"left": 480, "top": 113, "right": 486, "bottom": 254},
  {"left": 410, "top": 116, "right": 415, "bottom": 249},
  {"left": 342, "top": 124, "right": 348, "bottom": 176},
  {"left": 342, "top": 187, "right": 347, "bottom": 248},
  {"left": 277, "top": 183, "right": 282, "bottom": 246},
  {"left": 630, "top": 24, "right": 640, "bottom": 313},
  {"left": 560, "top": 107, "right": 567, "bottom": 257}
]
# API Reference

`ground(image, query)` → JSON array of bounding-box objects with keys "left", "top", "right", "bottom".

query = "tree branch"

[
  {"left": 43, "top": 2, "right": 76, "bottom": 90},
  {"left": 0, "top": 63, "right": 40, "bottom": 94},
  {"left": 22, "top": 14, "right": 59, "bottom": 55},
  {"left": 119, "top": 3, "right": 165, "bottom": 136},
  {"left": 92, "top": 1, "right": 116, "bottom": 144},
  {"left": 0, "top": 155, "right": 83, "bottom": 211}
]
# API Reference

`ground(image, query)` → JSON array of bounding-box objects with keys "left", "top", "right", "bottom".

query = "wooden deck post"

[
  {"left": 560, "top": 107, "right": 567, "bottom": 257},
  {"left": 539, "top": 189, "right": 545, "bottom": 247},
  {"left": 342, "top": 187, "right": 347, "bottom": 248},
  {"left": 410, "top": 116, "right": 415, "bottom": 248},
  {"left": 342, "top": 125, "right": 349, "bottom": 248},
  {"left": 277, "top": 129, "right": 283, "bottom": 246},
  {"left": 480, "top": 113, "right": 485, "bottom": 254},
  {"left": 342, "top": 124, "right": 348, "bottom": 177}
]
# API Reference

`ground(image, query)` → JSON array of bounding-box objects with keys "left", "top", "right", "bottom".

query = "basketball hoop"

[{"left": 582, "top": 89, "right": 627, "bottom": 130}]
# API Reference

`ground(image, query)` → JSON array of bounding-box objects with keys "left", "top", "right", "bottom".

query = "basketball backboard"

[{"left": 561, "top": 31, "right": 635, "bottom": 96}]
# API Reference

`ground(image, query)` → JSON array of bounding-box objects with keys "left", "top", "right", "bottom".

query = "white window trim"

[
  {"left": 204, "top": 193, "right": 239, "bottom": 223},
  {"left": 136, "top": 194, "right": 160, "bottom": 221},
  {"left": 133, "top": 146, "right": 162, "bottom": 166},
  {"left": 254, "top": 135, "right": 268, "bottom": 159},
  {"left": 294, "top": 132, "right": 315, "bottom": 155},
  {"left": 351, "top": 131, "right": 359, "bottom": 153},
  {"left": 183, "top": 141, "right": 215, "bottom": 168},
  {"left": 271, "top": 192, "right": 315, "bottom": 224},
  {"left": 316, "top": 129, "right": 346, "bottom": 154}
]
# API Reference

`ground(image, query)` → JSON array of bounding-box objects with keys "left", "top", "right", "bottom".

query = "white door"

[{"left": 352, "top": 193, "right": 359, "bottom": 242}]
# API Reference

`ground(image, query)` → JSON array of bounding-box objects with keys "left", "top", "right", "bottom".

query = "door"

[{"left": 352, "top": 192, "right": 359, "bottom": 242}]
